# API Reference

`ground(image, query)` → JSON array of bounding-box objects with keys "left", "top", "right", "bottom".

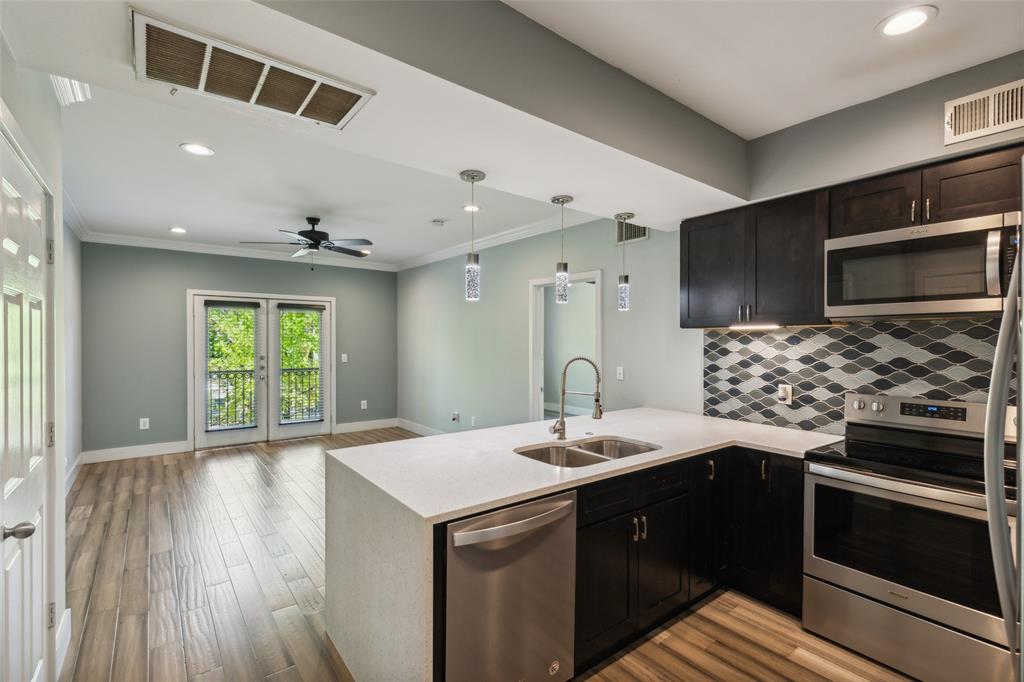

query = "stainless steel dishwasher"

[{"left": 445, "top": 490, "right": 576, "bottom": 682}]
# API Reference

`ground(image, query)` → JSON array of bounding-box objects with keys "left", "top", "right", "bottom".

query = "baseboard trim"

[
  {"left": 544, "top": 402, "right": 590, "bottom": 416},
  {"left": 64, "top": 454, "right": 82, "bottom": 494},
  {"left": 54, "top": 607, "right": 72, "bottom": 679},
  {"left": 396, "top": 418, "right": 444, "bottom": 437},
  {"left": 332, "top": 418, "right": 398, "bottom": 434},
  {"left": 81, "top": 440, "right": 192, "bottom": 464}
]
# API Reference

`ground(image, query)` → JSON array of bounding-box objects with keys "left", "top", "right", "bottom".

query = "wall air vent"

[
  {"left": 616, "top": 221, "right": 649, "bottom": 245},
  {"left": 132, "top": 13, "right": 374, "bottom": 131},
  {"left": 944, "top": 79, "right": 1024, "bottom": 145}
]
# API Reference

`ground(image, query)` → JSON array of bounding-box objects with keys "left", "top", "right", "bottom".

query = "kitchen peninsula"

[{"left": 324, "top": 408, "right": 841, "bottom": 680}]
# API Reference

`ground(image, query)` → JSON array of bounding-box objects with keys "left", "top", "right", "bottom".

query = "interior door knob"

[{"left": 3, "top": 522, "right": 35, "bottom": 541}]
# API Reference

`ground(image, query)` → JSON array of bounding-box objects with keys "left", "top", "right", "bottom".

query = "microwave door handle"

[
  {"left": 986, "top": 229, "right": 1003, "bottom": 296},
  {"left": 984, "top": 252, "right": 1019, "bottom": 659}
]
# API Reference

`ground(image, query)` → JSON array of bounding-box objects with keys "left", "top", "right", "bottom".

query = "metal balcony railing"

[
  {"left": 206, "top": 369, "right": 255, "bottom": 430},
  {"left": 280, "top": 367, "right": 322, "bottom": 423}
]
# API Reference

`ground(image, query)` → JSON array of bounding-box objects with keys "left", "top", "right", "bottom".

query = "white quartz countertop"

[{"left": 327, "top": 408, "right": 842, "bottom": 524}]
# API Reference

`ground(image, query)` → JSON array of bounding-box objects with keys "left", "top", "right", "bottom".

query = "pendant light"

[
  {"left": 614, "top": 212, "right": 634, "bottom": 312},
  {"left": 460, "top": 170, "right": 485, "bottom": 301},
  {"left": 551, "top": 194, "right": 573, "bottom": 304}
]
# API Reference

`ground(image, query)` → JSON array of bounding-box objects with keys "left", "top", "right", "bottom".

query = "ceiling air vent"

[
  {"left": 616, "top": 220, "right": 649, "bottom": 245},
  {"left": 944, "top": 79, "right": 1024, "bottom": 145},
  {"left": 132, "top": 12, "right": 374, "bottom": 130}
]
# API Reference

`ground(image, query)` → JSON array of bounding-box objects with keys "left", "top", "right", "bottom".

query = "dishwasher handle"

[{"left": 452, "top": 500, "right": 574, "bottom": 547}]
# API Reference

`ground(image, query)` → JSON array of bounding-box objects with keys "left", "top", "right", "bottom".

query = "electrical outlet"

[
  {"left": 616, "top": 366, "right": 625, "bottom": 381},
  {"left": 470, "top": 416, "right": 476, "bottom": 427},
  {"left": 360, "top": 400, "right": 367, "bottom": 410},
  {"left": 451, "top": 411, "right": 460, "bottom": 423},
  {"left": 341, "top": 353, "right": 348, "bottom": 363},
  {"left": 777, "top": 384, "right": 793, "bottom": 405},
  {"left": 139, "top": 417, "right": 150, "bottom": 430}
]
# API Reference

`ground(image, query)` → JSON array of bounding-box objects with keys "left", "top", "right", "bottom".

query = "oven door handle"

[
  {"left": 986, "top": 229, "right": 1003, "bottom": 296},
  {"left": 806, "top": 462, "right": 1014, "bottom": 516}
]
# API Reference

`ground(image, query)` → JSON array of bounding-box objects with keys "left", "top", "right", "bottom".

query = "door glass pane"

[
  {"left": 29, "top": 300, "right": 42, "bottom": 465},
  {"left": 827, "top": 230, "right": 993, "bottom": 306},
  {"left": 205, "top": 304, "right": 257, "bottom": 430},
  {"left": 813, "top": 484, "right": 1000, "bottom": 615},
  {"left": 279, "top": 308, "right": 322, "bottom": 424}
]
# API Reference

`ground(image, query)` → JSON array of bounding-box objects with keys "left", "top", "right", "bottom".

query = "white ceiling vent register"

[
  {"left": 131, "top": 12, "right": 374, "bottom": 130},
  {"left": 616, "top": 220, "right": 649, "bottom": 245},
  {"left": 944, "top": 79, "right": 1024, "bottom": 145}
]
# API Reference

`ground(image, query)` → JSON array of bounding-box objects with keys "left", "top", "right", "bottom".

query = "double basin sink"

[{"left": 514, "top": 436, "right": 661, "bottom": 468}]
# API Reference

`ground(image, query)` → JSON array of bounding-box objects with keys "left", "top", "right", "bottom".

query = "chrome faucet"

[{"left": 550, "top": 356, "right": 603, "bottom": 440}]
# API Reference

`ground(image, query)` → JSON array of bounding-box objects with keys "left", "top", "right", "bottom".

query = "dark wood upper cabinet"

[
  {"left": 680, "top": 209, "right": 746, "bottom": 328},
  {"left": 829, "top": 169, "right": 921, "bottom": 237},
  {"left": 746, "top": 191, "right": 829, "bottom": 326},
  {"left": 922, "top": 147, "right": 1022, "bottom": 223}
]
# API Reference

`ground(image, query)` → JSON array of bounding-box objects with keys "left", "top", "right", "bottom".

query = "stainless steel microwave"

[{"left": 824, "top": 212, "right": 1022, "bottom": 320}]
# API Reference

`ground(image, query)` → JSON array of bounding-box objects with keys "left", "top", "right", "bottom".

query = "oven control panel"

[{"left": 898, "top": 402, "right": 968, "bottom": 421}]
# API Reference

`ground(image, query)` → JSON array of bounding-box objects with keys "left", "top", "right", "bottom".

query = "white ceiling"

[
  {"left": 508, "top": 0, "right": 1024, "bottom": 140},
  {"left": 2, "top": 0, "right": 744, "bottom": 269}
]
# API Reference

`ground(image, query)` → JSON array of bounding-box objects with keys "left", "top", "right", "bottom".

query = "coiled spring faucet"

[{"left": 550, "top": 356, "right": 603, "bottom": 440}]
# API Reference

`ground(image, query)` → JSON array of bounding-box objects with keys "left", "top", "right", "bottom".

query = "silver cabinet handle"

[
  {"left": 452, "top": 500, "right": 573, "bottom": 547},
  {"left": 925, "top": 197, "right": 931, "bottom": 222},
  {"left": 640, "top": 515, "right": 648, "bottom": 540},
  {"left": 708, "top": 459, "right": 715, "bottom": 481},
  {"left": 3, "top": 522, "right": 35, "bottom": 541},
  {"left": 910, "top": 199, "right": 917, "bottom": 223},
  {"left": 745, "top": 304, "right": 752, "bottom": 322},
  {"left": 737, "top": 305, "right": 743, "bottom": 322},
  {"left": 761, "top": 458, "right": 767, "bottom": 481},
  {"left": 632, "top": 516, "right": 640, "bottom": 543}
]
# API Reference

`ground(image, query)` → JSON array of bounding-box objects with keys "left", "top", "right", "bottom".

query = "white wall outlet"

[
  {"left": 451, "top": 411, "right": 460, "bottom": 423},
  {"left": 616, "top": 366, "right": 625, "bottom": 381},
  {"left": 360, "top": 400, "right": 368, "bottom": 410},
  {"left": 341, "top": 353, "right": 348, "bottom": 363},
  {"left": 470, "top": 416, "right": 476, "bottom": 427},
  {"left": 777, "top": 384, "right": 793, "bottom": 405},
  {"left": 139, "top": 417, "right": 150, "bottom": 430}
]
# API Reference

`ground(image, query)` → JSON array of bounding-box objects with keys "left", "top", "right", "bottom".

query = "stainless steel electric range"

[{"left": 802, "top": 392, "right": 1017, "bottom": 682}]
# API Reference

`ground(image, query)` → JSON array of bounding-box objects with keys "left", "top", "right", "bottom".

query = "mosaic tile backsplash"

[{"left": 704, "top": 318, "right": 1010, "bottom": 435}]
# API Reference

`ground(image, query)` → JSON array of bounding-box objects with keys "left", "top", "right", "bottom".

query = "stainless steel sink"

[{"left": 514, "top": 436, "right": 660, "bottom": 468}]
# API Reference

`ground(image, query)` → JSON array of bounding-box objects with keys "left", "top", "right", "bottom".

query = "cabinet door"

[
  {"left": 575, "top": 512, "right": 638, "bottom": 670},
  {"left": 745, "top": 191, "right": 828, "bottom": 326},
  {"left": 637, "top": 495, "right": 688, "bottom": 631},
  {"left": 731, "top": 450, "right": 771, "bottom": 600},
  {"left": 766, "top": 455, "right": 804, "bottom": 617},
  {"left": 689, "top": 454, "right": 728, "bottom": 601},
  {"left": 680, "top": 209, "right": 746, "bottom": 328},
  {"left": 922, "top": 146, "right": 1022, "bottom": 223},
  {"left": 829, "top": 170, "right": 921, "bottom": 237}
]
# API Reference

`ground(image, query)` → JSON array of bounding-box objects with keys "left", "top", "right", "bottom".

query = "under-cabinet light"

[{"left": 729, "top": 323, "right": 781, "bottom": 332}]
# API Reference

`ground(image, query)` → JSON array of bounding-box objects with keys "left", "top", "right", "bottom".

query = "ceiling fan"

[{"left": 240, "top": 217, "right": 373, "bottom": 258}]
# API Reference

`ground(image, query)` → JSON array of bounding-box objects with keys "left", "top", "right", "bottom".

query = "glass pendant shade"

[
  {"left": 465, "top": 252, "right": 481, "bottom": 302},
  {"left": 618, "top": 274, "right": 630, "bottom": 311},
  {"left": 555, "top": 261, "right": 569, "bottom": 304}
]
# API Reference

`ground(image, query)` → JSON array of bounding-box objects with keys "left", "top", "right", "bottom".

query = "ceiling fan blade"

[
  {"left": 239, "top": 241, "right": 304, "bottom": 245},
  {"left": 279, "top": 230, "right": 310, "bottom": 242},
  {"left": 324, "top": 244, "right": 369, "bottom": 257},
  {"left": 291, "top": 247, "right": 313, "bottom": 258},
  {"left": 325, "top": 238, "right": 373, "bottom": 247}
]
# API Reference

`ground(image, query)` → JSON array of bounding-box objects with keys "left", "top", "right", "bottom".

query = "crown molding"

[
  {"left": 80, "top": 231, "right": 400, "bottom": 272},
  {"left": 396, "top": 213, "right": 597, "bottom": 271},
  {"left": 62, "top": 190, "right": 90, "bottom": 239}
]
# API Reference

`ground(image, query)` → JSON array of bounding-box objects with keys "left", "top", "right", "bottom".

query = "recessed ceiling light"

[
  {"left": 879, "top": 5, "right": 937, "bottom": 36},
  {"left": 179, "top": 142, "right": 215, "bottom": 156},
  {"left": 463, "top": 205, "right": 480, "bottom": 213},
  {"left": 169, "top": 226, "right": 187, "bottom": 234}
]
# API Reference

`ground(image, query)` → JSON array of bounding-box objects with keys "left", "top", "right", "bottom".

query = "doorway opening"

[
  {"left": 187, "top": 290, "right": 335, "bottom": 449},
  {"left": 528, "top": 270, "right": 602, "bottom": 422}
]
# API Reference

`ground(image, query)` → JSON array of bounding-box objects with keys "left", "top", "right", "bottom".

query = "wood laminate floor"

[{"left": 63, "top": 427, "right": 909, "bottom": 682}]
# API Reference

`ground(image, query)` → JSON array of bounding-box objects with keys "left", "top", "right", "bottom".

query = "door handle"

[
  {"left": 761, "top": 458, "right": 767, "bottom": 481},
  {"left": 452, "top": 500, "right": 573, "bottom": 547},
  {"left": 708, "top": 459, "right": 715, "bottom": 481},
  {"left": 632, "top": 516, "right": 640, "bottom": 543},
  {"left": 640, "top": 515, "right": 648, "bottom": 541},
  {"left": 3, "top": 522, "right": 35, "bottom": 541},
  {"left": 910, "top": 199, "right": 916, "bottom": 223},
  {"left": 925, "top": 197, "right": 931, "bottom": 222}
]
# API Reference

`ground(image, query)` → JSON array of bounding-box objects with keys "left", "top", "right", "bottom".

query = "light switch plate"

[
  {"left": 616, "top": 366, "right": 624, "bottom": 381},
  {"left": 360, "top": 400, "right": 367, "bottom": 410},
  {"left": 341, "top": 353, "right": 348, "bottom": 363},
  {"left": 139, "top": 417, "right": 150, "bottom": 430}
]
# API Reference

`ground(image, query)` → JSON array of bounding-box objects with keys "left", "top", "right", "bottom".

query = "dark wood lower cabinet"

[
  {"left": 688, "top": 452, "right": 728, "bottom": 601},
  {"left": 637, "top": 495, "right": 689, "bottom": 631}
]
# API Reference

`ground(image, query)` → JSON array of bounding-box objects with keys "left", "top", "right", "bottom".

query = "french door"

[
  {"left": 1, "top": 133, "right": 49, "bottom": 682},
  {"left": 193, "top": 294, "right": 332, "bottom": 449}
]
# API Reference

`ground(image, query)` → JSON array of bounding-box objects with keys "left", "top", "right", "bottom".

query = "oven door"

[
  {"left": 804, "top": 463, "right": 1016, "bottom": 647},
  {"left": 824, "top": 214, "right": 1019, "bottom": 319}
]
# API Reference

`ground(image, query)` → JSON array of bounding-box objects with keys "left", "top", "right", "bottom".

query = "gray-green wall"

[
  {"left": 543, "top": 282, "right": 597, "bottom": 411},
  {"left": 397, "top": 219, "right": 703, "bottom": 433},
  {"left": 81, "top": 244, "right": 397, "bottom": 451}
]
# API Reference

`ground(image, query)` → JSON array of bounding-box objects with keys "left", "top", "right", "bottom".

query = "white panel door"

[
  {"left": 193, "top": 297, "right": 268, "bottom": 448},
  {"left": 1, "top": 135, "right": 48, "bottom": 682},
  {"left": 268, "top": 300, "right": 332, "bottom": 441}
]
